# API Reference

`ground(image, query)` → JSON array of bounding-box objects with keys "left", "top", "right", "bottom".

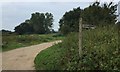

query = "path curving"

[{"left": 2, "top": 40, "right": 62, "bottom": 70}]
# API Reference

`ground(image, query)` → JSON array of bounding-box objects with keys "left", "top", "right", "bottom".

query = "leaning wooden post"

[{"left": 79, "top": 18, "right": 82, "bottom": 57}]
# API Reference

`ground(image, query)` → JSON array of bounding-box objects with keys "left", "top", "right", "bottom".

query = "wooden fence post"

[{"left": 79, "top": 18, "right": 82, "bottom": 57}]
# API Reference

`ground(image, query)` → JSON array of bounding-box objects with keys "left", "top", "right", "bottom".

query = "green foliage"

[
  {"left": 34, "top": 43, "right": 66, "bottom": 70},
  {"left": 14, "top": 12, "right": 54, "bottom": 34},
  {"left": 2, "top": 34, "right": 64, "bottom": 51},
  {"left": 34, "top": 25, "right": 119, "bottom": 70},
  {"left": 59, "top": 7, "right": 82, "bottom": 34},
  {"left": 14, "top": 21, "right": 34, "bottom": 34},
  {"left": 34, "top": 33, "right": 79, "bottom": 70},
  {"left": 79, "top": 25, "right": 119, "bottom": 70},
  {"left": 59, "top": 2, "right": 117, "bottom": 35},
  {"left": 61, "top": 33, "right": 79, "bottom": 70},
  {"left": 82, "top": 2, "right": 117, "bottom": 25}
]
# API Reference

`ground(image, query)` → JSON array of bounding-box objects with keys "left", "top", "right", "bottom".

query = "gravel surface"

[{"left": 2, "top": 40, "right": 61, "bottom": 70}]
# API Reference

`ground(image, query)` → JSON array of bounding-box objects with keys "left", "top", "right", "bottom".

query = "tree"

[
  {"left": 82, "top": 2, "right": 117, "bottom": 26},
  {"left": 59, "top": 7, "right": 82, "bottom": 34},
  {"left": 14, "top": 20, "right": 33, "bottom": 34},
  {"left": 30, "top": 12, "right": 46, "bottom": 34},
  {"left": 45, "top": 12, "right": 54, "bottom": 33},
  {"left": 59, "top": 2, "right": 117, "bottom": 35},
  {"left": 14, "top": 12, "right": 54, "bottom": 34},
  {"left": 82, "top": 2, "right": 102, "bottom": 25}
]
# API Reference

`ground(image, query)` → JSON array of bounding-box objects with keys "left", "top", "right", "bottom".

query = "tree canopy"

[
  {"left": 59, "top": 7, "right": 82, "bottom": 34},
  {"left": 59, "top": 2, "right": 117, "bottom": 35},
  {"left": 82, "top": 2, "right": 117, "bottom": 25},
  {"left": 14, "top": 12, "right": 54, "bottom": 34}
]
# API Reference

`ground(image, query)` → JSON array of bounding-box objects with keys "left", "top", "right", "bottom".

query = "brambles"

[
  {"left": 34, "top": 25, "right": 119, "bottom": 70},
  {"left": 79, "top": 25, "right": 119, "bottom": 70}
]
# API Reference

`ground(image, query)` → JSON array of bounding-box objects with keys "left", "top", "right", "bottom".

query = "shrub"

[{"left": 34, "top": 25, "right": 119, "bottom": 70}]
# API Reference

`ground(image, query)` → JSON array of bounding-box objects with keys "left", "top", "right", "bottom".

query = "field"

[
  {"left": 34, "top": 25, "right": 119, "bottom": 70},
  {"left": 2, "top": 34, "right": 64, "bottom": 51}
]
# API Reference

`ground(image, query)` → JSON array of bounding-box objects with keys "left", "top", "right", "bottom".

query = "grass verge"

[
  {"left": 34, "top": 43, "right": 66, "bottom": 70},
  {"left": 2, "top": 33, "right": 64, "bottom": 51}
]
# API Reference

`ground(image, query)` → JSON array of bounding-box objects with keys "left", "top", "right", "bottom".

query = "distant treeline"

[
  {"left": 59, "top": 2, "right": 118, "bottom": 34},
  {"left": 1, "top": 29, "right": 16, "bottom": 36}
]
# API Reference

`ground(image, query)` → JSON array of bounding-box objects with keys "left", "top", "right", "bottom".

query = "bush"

[{"left": 34, "top": 25, "right": 119, "bottom": 70}]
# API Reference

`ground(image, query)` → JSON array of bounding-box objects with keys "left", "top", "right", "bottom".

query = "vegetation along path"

[{"left": 2, "top": 40, "right": 62, "bottom": 70}]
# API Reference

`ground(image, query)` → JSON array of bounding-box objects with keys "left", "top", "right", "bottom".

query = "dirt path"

[{"left": 2, "top": 40, "right": 61, "bottom": 70}]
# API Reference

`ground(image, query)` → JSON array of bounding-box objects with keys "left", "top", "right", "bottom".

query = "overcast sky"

[
  {"left": 1, "top": 0, "right": 120, "bottom": 31},
  {"left": 2, "top": 2, "right": 91, "bottom": 31}
]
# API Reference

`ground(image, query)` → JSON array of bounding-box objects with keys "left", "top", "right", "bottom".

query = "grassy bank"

[
  {"left": 2, "top": 34, "right": 64, "bottom": 51},
  {"left": 34, "top": 43, "right": 66, "bottom": 70},
  {"left": 34, "top": 25, "right": 119, "bottom": 70}
]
